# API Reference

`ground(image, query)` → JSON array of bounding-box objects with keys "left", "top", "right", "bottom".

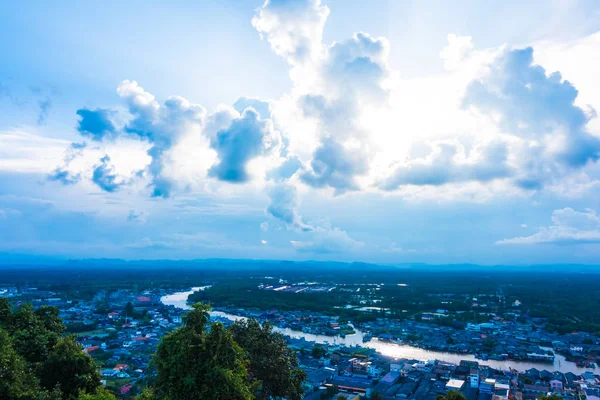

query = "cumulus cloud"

[
  {"left": 497, "top": 208, "right": 600, "bottom": 244},
  {"left": 58, "top": 80, "right": 285, "bottom": 196},
  {"left": 266, "top": 183, "right": 312, "bottom": 231},
  {"left": 208, "top": 107, "right": 281, "bottom": 183},
  {"left": 381, "top": 140, "right": 511, "bottom": 190},
  {"left": 301, "top": 137, "right": 369, "bottom": 193},
  {"left": 252, "top": 0, "right": 330, "bottom": 65},
  {"left": 464, "top": 47, "right": 600, "bottom": 188},
  {"left": 291, "top": 226, "right": 363, "bottom": 254},
  {"left": 292, "top": 32, "right": 391, "bottom": 193},
  {"left": 117, "top": 80, "right": 208, "bottom": 197}
]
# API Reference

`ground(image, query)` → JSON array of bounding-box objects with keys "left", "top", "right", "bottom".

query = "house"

[
  {"left": 113, "top": 364, "right": 128, "bottom": 371},
  {"left": 446, "top": 379, "right": 465, "bottom": 391},
  {"left": 305, "top": 367, "right": 335, "bottom": 389},
  {"left": 83, "top": 346, "right": 100, "bottom": 354},
  {"left": 550, "top": 380, "right": 564, "bottom": 392},
  {"left": 523, "top": 384, "right": 549, "bottom": 394},
  {"left": 101, "top": 369, "right": 117, "bottom": 377},
  {"left": 120, "top": 385, "right": 133, "bottom": 395},
  {"left": 390, "top": 362, "right": 402, "bottom": 372},
  {"left": 525, "top": 368, "right": 540, "bottom": 381},
  {"left": 379, "top": 371, "right": 400, "bottom": 386}
]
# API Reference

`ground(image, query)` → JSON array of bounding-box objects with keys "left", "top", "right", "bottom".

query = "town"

[{"left": 2, "top": 279, "right": 599, "bottom": 400}]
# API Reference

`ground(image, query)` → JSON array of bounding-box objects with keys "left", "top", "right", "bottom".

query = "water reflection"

[{"left": 161, "top": 287, "right": 592, "bottom": 374}]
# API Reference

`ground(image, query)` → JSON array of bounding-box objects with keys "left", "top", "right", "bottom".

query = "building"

[
  {"left": 446, "top": 379, "right": 465, "bottom": 391},
  {"left": 470, "top": 368, "right": 480, "bottom": 388}
]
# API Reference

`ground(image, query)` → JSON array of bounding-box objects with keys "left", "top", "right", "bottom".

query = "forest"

[{"left": 2, "top": 260, "right": 600, "bottom": 335}]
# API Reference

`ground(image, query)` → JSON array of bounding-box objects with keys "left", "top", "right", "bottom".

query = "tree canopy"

[
  {"left": 0, "top": 328, "right": 38, "bottom": 399},
  {"left": 0, "top": 299, "right": 101, "bottom": 400},
  {"left": 230, "top": 319, "right": 306, "bottom": 400},
  {"left": 152, "top": 303, "right": 255, "bottom": 400},
  {"left": 437, "top": 390, "right": 467, "bottom": 400},
  {"left": 39, "top": 336, "right": 101, "bottom": 399}
]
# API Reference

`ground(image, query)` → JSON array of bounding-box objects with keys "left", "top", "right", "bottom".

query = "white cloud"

[
  {"left": 0, "top": 129, "right": 71, "bottom": 173},
  {"left": 497, "top": 208, "right": 600, "bottom": 244},
  {"left": 290, "top": 226, "right": 363, "bottom": 254},
  {"left": 252, "top": 0, "right": 330, "bottom": 66}
]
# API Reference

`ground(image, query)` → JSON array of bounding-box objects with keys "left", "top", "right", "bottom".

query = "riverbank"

[{"left": 160, "top": 287, "right": 595, "bottom": 375}]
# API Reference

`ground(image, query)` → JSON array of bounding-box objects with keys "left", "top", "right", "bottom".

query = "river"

[{"left": 161, "top": 287, "right": 594, "bottom": 374}]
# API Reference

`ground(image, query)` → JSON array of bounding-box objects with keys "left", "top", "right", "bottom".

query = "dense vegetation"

[
  {"left": 185, "top": 263, "right": 600, "bottom": 334},
  {"left": 0, "top": 298, "right": 105, "bottom": 399},
  {"left": 3, "top": 261, "right": 600, "bottom": 334},
  {"left": 150, "top": 303, "right": 305, "bottom": 400},
  {"left": 0, "top": 298, "right": 305, "bottom": 400}
]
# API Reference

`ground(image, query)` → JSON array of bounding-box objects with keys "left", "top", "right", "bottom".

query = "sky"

[{"left": 2, "top": 0, "right": 600, "bottom": 265}]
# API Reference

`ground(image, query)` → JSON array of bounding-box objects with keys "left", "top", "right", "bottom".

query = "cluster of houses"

[
  {"left": 3, "top": 284, "right": 600, "bottom": 399},
  {"left": 298, "top": 344, "right": 600, "bottom": 400},
  {"left": 354, "top": 316, "right": 598, "bottom": 365}
]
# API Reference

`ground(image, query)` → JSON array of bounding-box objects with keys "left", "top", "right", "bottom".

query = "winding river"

[{"left": 161, "top": 287, "right": 594, "bottom": 375}]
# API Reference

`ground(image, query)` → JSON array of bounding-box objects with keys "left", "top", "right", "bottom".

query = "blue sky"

[{"left": 2, "top": 0, "right": 600, "bottom": 264}]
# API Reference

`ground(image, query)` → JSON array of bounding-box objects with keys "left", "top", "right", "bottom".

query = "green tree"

[
  {"left": 78, "top": 388, "right": 117, "bottom": 400},
  {"left": 6, "top": 304, "right": 65, "bottom": 366},
  {"left": 152, "top": 303, "right": 254, "bottom": 400},
  {"left": 321, "top": 385, "right": 338, "bottom": 399},
  {"left": 437, "top": 390, "right": 467, "bottom": 400},
  {"left": 123, "top": 302, "right": 135, "bottom": 319},
  {"left": 39, "top": 336, "right": 101, "bottom": 399},
  {"left": 0, "top": 298, "right": 11, "bottom": 325},
  {"left": 0, "top": 328, "right": 38, "bottom": 399},
  {"left": 312, "top": 345, "right": 327, "bottom": 359},
  {"left": 538, "top": 395, "right": 564, "bottom": 400},
  {"left": 371, "top": 392, "right": 384, "bottom": 400},
  {"left": 230, "top": 319, "right": 306, "bottom": 400},
  {"left": 134, "top": 389, "right": 156, "bottom": 400}
]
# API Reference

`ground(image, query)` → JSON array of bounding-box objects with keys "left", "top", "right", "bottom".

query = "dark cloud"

[
  {"left": 48, "top": 168, "right": 80, "bottom": 185},
  {"left": 381, "top": 141, "right": 512, "bottom": 190},
  {"left": 76, "top": 108, "right": 117, "bottom": 141},
  {"left": 300, "top": 137, "right": 369, "bottom": 194},
  {"left": 209, "top": 108, "right": 280, "bottom": 183},
  {"left": 92, "top": 156, "right": 120, "bottom": 192}
]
